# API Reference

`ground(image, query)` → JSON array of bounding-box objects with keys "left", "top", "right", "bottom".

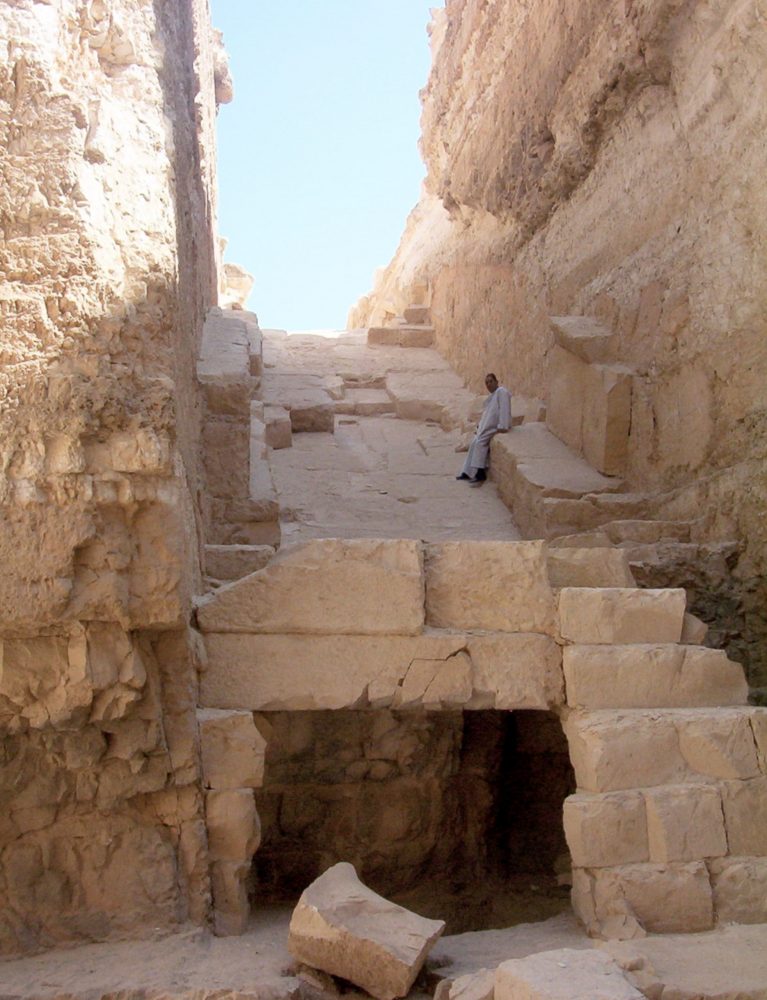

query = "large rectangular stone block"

[
  {"left": 467, "top": 633, "right": 564, "bottom": 709},
  {"left": 564, "top": 709, "right": 760, "bottom": 792},
  {"left": 205, "top": 789, "right": 261, "bottom": 863},
  {"left": 563, "top": 644, "right": 748, "bottom": 709},
  {"left": 709, "top": 857, "right": 767, "bottom": 924},
  {"left": 200, "top": 632, "right": 467, "bottom": 711},
  {"left": 643, "top": 784, "right": 726, "bottom": 862},
  {"left": 425, "top": 541, "right": 556, "bottom": 634},
  {"left": 546, "top": 548, "right": 636, "bottom": 589},
  {"left": 558, "top": 588, "right": 686, "bottom": 644},
  {"left": 573, "top": 862, "right": 714, "bottom": 934},
  {"left": 720, "top": 777, "right": 767, "bottom": 855},
  {"left": 546, "top": 346, "right": 632, "bottom": 476},
  {"left": 563, "top": 791, "right": 648, "bottom": 868},
  {"left": 197, "top": 539, "right": 424, "bottom": 636},
  {"left": 198, "top": 708, "right": 266, "bottom": 789}
]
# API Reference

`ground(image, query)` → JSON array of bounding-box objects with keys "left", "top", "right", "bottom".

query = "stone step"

[
  {"left": 334, "top": 388, "right": 395, "bottom": 416},
  {"left": 563, "top": 643, "right": 749, "bottom": 709},
  {"left": 204, "top": 544, "right": 276, "bottom": 581},
  {"left": 264, "top": 404, "right": 292, "bottom": 449},
  {"left": 367, "top": 324, "right": 435, "bottom": 348},
  {"left": 489, "top": 423, "right": 624, "bottom": 537},
  {"left": 550, "top": 315, "right": 616, "bottom": 364},
  {"left": 558, "top": 586, "right": 687, "bottom": 644},
  {"left": 546, "top": 547, "right": 636, "bottom": 589},
  {"left": 385, "top": 369, "right": 467, "bottom": 422},
  {"left": 261, "top": 373, "right": 336, "bottom": 432},
  {"left": 562, "top": 706, "right": 767, "bottom": 793},
  {"left": 403, "top": 304, "right": 430, "bottom": 325}
]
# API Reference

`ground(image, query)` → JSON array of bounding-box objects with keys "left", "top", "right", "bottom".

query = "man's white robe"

[{"left": 460, "top": 386, "right": 512, "bottom": 477}]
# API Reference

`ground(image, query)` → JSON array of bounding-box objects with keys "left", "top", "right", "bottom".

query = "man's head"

[{"left": 484, "top": 373, "right": 499, "bottom": 393}]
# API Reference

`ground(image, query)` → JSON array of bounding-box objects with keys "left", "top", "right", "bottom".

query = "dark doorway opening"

[{"left": 252, "top": 709, "right": 574, "bottom": 932}]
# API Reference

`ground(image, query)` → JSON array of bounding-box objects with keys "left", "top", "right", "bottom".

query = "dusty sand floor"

[{"left": 2, "top": 911, "right": 766, "bottom": 999}]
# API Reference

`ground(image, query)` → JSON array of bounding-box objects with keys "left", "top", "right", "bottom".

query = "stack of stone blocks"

[{"left": 193, "top": 537, "right": 766, "bottom": 935}]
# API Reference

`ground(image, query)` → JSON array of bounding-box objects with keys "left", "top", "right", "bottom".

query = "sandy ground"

[{"left": 2, "top": 911, "right": 766, "bottom": 1000}]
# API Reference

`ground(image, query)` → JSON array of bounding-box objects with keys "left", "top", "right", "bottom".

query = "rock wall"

[
  {"left": 0, "top": 0, "right": 224, "bottom": 954},
  {"left": 350, "top": 0, "right": 767, "bottom": 687}
]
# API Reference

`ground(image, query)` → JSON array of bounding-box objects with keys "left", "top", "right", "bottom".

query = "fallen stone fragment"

[
  {"left": 495, "top": 948, "right": 643, "bottom": 1000},
  {"left": 435, "top": 968, "right": 494, "bottom": 1000},
  {"left": 288, "top": 862, "right": 445, "bottom": 1000}
]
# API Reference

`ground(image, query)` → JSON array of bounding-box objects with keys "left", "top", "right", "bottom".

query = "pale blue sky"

[{"left": 211, "top": 2, "right": 439, "bottom": 330}]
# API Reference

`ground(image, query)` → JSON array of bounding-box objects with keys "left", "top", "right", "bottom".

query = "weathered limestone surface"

[
  {"left": 201, "top": 631, "right": 564, "bottom": 712},
  {"left": 197, "top": 539, "right": 425, "bottom": 635},
  {"left": 558, "top": 588, "right": 686, "bottom": 645},
  {"left": 288, "top": 862, "right": 445, "bottom": 1000},
  {"left": 0, "top": 0, "right": 223, "bottom": 955},
  {"left": 563, "top": 644, "right": 749, "bottom": 709},
  {"left": 495, "top": 948, "right": 642, "bottom": 1000},
  {"left": 349, "top": 0, "right": 767, "bottom": 688}
]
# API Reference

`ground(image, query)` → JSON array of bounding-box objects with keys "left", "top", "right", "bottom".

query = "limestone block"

[
  {"left": 564, "top": 709, "right": 760, "bottom": 792},
  {"left": 403, "top": 305, "right": 430, "bottom": 325},
  {"left": 676, "top": 709, "right": 760, "bottom": 780},
  {"left": 546, "top": 548, "right": 635, "bottom": 588},
  {"left": 205, "top": 789, "right": 261, "bottom": 863},
  {"left": 288, "top": 862, "right": 445, "bottom": 1000},
  {"left": 211, "top": 860, "right": 250, "bottom": 936},
  {"left": 709, "top": 857, "right": 767, "bottom": 924},
  {"left": 264, "top": 405, "right": 292, "bottom": 449},
  {"left": 563, "top": 791, "right": 648, "bottom": 868},
  {"left": 575, "top": 862, "right": 714, "bottom": 934},
  {"left": 546, "top": 347, "right": 632, "bottom": 476},
  {"left": 680, "top": 612, "right": 709, "bottom": 645},
  {"left": 335, "top": 388, "right": 395, "bottom": 415},
  {"left": 720, "top": 777, "right": 767, "bottom": 855},
  {"left": 392, "top": 651, "right": 473, "bottom": 709},
  {"left": 467, "top": 633, "right": 564, "bottom": 709},
  {"left": 368, "top": 324, "right": 435, "bottom": 348},
  {"left": 563, "top": 711, "right": 683, "bottom": 792},
  {"left": 496, "top": 948, "right": 642, "bottom": 1000},
  {"left": 197, "top": 539, "right": 424, "bottom": 635},
  {"left": 200, "top": 633, "right": 467, "bottom": 711},
  {"left": 386, "top": 370, "right": 466, "bottom": 422},
  {"left": 563, "top": 644, "right": 749, "bottom": 709},
  {"left": 550, "top": 316, "right": 616, "bottom": 364},
  {"left": 204, "top": 544, "right": 275, "bottom": 580},
  {"left": 558, "top": 588, "right": 686, "bottom": 644},
  {"left": 643, "top": 785, "right": 726, "bottom": 862},
  {"left": 425, "top": 541, "right": 556, "bottom": 634},
  {"left": 203, "top": 418, "right": 250, "bottom": 499},
  {"left": 434, "top": 969, "right": 494, "bottom": 1000},
  {"left": 197, "top": 310, "right": 253, "bottom": 416},
  {"left": 198, "top": 709, "right": 266, "bottom": 790}
]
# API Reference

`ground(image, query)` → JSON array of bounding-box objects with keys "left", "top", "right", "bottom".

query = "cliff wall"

[
  {"left": 351, "top": 0, "right": 767, "bottom": 686},
  {"left": 0, "top": 0, "right": 222, "bottom": 953}
]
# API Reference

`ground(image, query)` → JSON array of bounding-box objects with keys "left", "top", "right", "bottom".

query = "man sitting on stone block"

[{"left": 456, "top": 372, "right": 511, "bottom": 486}]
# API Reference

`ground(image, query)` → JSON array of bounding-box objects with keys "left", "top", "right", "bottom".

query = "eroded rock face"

[
  {"left": 0, "top": 0, "right": 221, "bottom": 955},
  {"left": 350, "top": 0, "right": 767, "bottom": 687}
]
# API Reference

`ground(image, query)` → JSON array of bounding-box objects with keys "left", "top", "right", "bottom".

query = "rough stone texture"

[
  {"left": 643, "top": 785, "right": 727, "bottom": 863},
  {"left": 495, "top": 948, "right": 642, "bottom": 1000},
  {"left": 563, "top": 644, "right": 749, "bottom": 709},
  {"left": 558, "top": 588, "right": 686, "bottom": 644},
  {"left": 204, "top": 544, "right": 275, "bottom": 580},
  {"left": 201, "top": 632, "right": 563, "bottom": 713},
  {"left": 563, "top": 792, "right": 648, "bottom": 869},
  {"left": 425, "top": 541, "right": 556, "bottom": 634},
  {"left": 708, "top": 857, "right": 767, "bottom": 925},
  {"left": 264, "top": 404, "right": 293, "bottom": 449},
  {"left": 546, "top": 548, "right": 636, "bottom": 589},
  {"left": 572, "top": 862, "right": 714, "bottom": 934},
  {"left": 197, "top": 538, "right": 425, "bottom": 636},
  {"left": 348, "top": 0, "right": 767, "bottom": 689},
  {"left": 0, "top": 0, "right": 220, "bottom": 954},
  {"left": 198, "top": 709, "right": 266, "bottom": 790},
  {"left": 546, "top": 347, "right": 633, "bottom": 477},
  {"left": 563, "top": 708, "right": 761, "bottom": 793},
  {"left": 288, "top": 862, "right": 445, "bottom": 1000}
]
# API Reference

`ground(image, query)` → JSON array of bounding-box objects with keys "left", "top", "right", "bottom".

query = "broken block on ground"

[{"left": 288, "top": 862, "right": 445, "bottom": 1000}]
